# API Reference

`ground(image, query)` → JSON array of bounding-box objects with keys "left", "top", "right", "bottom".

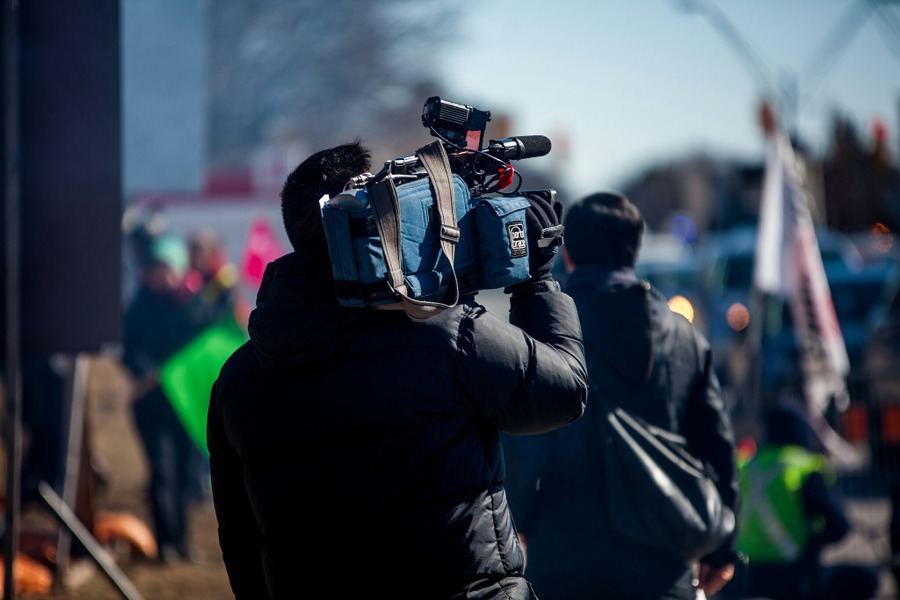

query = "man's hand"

[
  {"left": 521, "top": 190, "right": 564, "bottom": 281},
  {"left": 697, "top": 562, "right": 735, "bottom": 597},
  {"left": 505, "top": 190, "right": 564, "bottom": 295}
]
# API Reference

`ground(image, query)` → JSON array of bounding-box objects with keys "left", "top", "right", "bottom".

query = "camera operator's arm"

[
  {"left": 508, "top": 191, "right": 587, "bottom": 433},
  {"left": 506, "top": 287, "right": 588, "bottom": 432},
  {"left": 456, "top": 293, "right": 586, "bottom": 434},
  {"left": 458, "top": 192, "right": 587, "bottom": 434}
]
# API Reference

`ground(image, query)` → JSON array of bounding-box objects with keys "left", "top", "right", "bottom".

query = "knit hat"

[
  {"left": 146, "top": 234, "right": 188, "bottom": 276},
  {"left": 764, "top": 403, "right": 813, "bottom": 449}
]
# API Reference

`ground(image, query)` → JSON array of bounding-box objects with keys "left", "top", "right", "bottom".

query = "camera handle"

[{"left": 369, "top": 141, "right": 461, "bottom": 320}]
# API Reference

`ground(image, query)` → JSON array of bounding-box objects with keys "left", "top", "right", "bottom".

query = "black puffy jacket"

[{"left": 207, "top": 252, "right": 587, "bottom": 599}]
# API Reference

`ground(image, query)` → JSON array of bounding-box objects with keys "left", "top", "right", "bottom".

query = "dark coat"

[
  {"left": 122, "top": 282, "right": 206, "bottom": 554},
  {"left": 504, "top": 265, "right": 740, "bottom": 600},
  {"left": 207, "top": 252, "right": 588, "bottom": 600},
  {"left": 122, "top": 285, "right": 197, "bottom": 380}
]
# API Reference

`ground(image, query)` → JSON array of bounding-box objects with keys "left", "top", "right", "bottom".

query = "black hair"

[
  {"left": 764, "top": 403, "right": 813, "bottom": 449},
  {"left": 563, "top": 191, "right": 644, "bottom": 268},
  {"left": 280, "top": 139, "right": 372, "bottom": 254}
]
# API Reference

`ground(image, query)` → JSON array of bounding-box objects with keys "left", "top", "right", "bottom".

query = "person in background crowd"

[
  {"left": 185, "top": 227, "right": 241, "bottom": 327},
  {"left": 181, "top": 227, "right": 242, "bottom": 504},
  {"left": 738, "top": 402, "right": 880, "bottom": 600},
  {"left": 206, "top": 140, "right": 588, "bottom": 599},
  {"left": 122, "top": 234, "right": 202, "bottom": 564},
  {"left": 503, "top": 191, "right": 741, "bottom": 599}
]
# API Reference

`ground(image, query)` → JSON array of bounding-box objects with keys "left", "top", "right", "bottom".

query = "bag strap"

[{"left": 368, "top": 140, "right": 460, "bottom": 320}]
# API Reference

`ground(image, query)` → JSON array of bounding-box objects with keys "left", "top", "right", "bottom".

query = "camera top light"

[{"left": 422, "top": 97, "right": 491, "bottom": 151}]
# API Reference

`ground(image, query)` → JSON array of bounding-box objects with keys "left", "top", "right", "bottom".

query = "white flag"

[{"left": 752, "top": 131, "right": 850, "bottom": 414}]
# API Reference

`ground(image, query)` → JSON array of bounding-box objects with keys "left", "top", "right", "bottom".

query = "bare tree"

[{"left": 207, "top": 0, "right": 461, "bottom": 170}]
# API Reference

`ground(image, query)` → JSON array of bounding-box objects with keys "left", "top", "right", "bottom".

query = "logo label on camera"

[{"left": 507, "top": 222, "right": 527, "bottom": 257}]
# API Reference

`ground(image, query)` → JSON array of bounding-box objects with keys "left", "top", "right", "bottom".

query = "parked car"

[
  {"left": 694, "top": 226, "right": 865, "bottom": 437},
  {"left": 761, "top": 262, "right": 892, "bottom": 400},
  {"left": 696, "top": 226, "right": 863, "bottom": 358},
  {"left": 831, "top": 264, "right": 894, "bottom": 378},
  {"left": 698, "top": 226, "right": 863, "bottom": 344}
]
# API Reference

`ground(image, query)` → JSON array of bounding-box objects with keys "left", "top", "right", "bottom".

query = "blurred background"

[{"left": 2, "top": 0, "right": 900, "bottom": 598}]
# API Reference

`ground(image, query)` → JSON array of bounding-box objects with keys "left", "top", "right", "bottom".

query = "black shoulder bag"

[{"left": 601, "top": 285, "right": 735, "bottom": 563}]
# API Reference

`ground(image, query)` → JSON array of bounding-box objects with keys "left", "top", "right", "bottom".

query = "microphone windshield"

[
  {"left": 517, "top": 135, "right": 552, "bottom": 159},
  {"left": 488, "top": 135, "right": 552, "bottom": 160}
]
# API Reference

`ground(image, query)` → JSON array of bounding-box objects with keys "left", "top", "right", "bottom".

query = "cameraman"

[{"left": 207, "top": 140, "right": 588, "bottom": 599}]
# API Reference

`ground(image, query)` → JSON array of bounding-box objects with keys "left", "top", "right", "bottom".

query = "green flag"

[{"left": 159, "top": 319, "right": 247, "bottom": 456}]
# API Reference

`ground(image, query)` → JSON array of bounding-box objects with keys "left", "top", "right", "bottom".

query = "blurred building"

[{"left": 123, "top": 0, "right": 205, "bottom": 195}]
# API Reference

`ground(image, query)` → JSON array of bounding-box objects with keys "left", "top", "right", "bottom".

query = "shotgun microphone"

[{"left": 486, "top": 135, "right": 552, "bottom": 161}]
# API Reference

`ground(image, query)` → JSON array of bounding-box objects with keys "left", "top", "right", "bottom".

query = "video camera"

[
  {"left": 360, "top": 96, "right": 554, "bottom": 198},
  {"left": 322, "top": 97, "right": 562, "bottom": 318}
]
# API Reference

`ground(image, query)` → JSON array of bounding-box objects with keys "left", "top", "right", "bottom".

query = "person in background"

[
  {"left": 185, "top": 227, "right": 242, "bottom": 327},
  {"left": 122, "top": 234, "right": 202, "bottom": 564},
  {"left": 206, "top": 140, "right": 588, "bottom": 599},
  {"left": 738, "top": 402, "right": 880, "bottom": 600},
  {"left": 181, "top": 227, "right": 242, "bottom": 504},
  {"left": 503, "top": 191, "right": 741, "bottom": 599}
]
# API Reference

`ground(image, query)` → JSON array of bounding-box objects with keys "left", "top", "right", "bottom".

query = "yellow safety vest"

[{"left": 737, "top": 445, "right": 832, "bottom": 563}]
